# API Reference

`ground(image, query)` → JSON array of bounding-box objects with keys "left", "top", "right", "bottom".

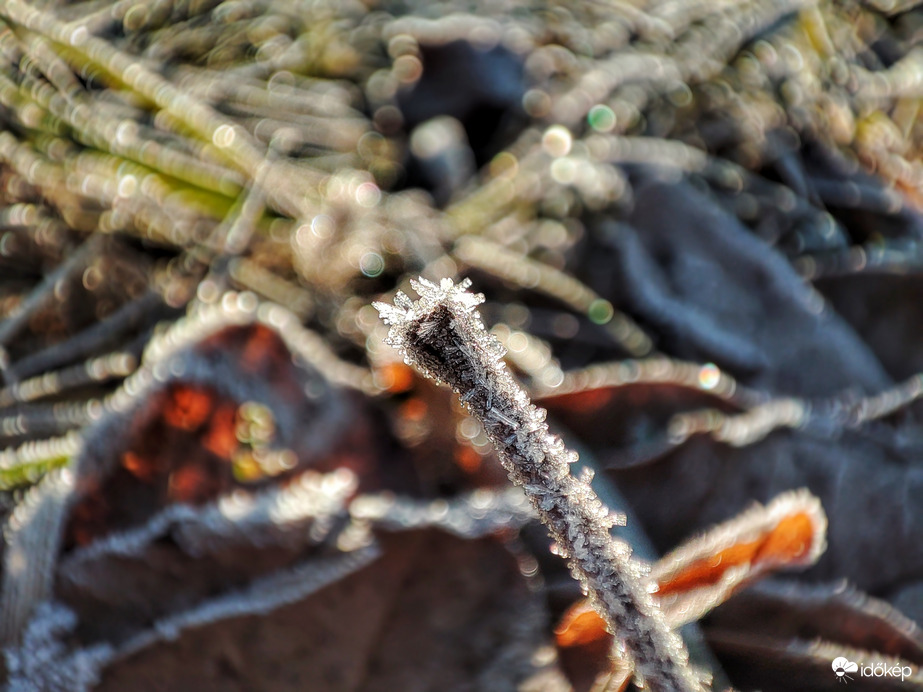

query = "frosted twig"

[
  {"left": 454, "top": 236, "right": 653, "bottom": 357},
  {"left": 374, "top": 277, "right": 705, "bottom": 692},
  {"left": 6, "top": 291, "right": 162, "bottom": 381},
  {"left": 532, "top": 358, "right": 766, "bottom": 409},
  {"left": 794, "top": 241, "right": 923, "bottom": 280},
  {"left": 0, "top": 432, "right": 80, "bottom": 491},
  {"left": 349, "top": 487, "right": 537, "bottom": 539},
  {"left": 227, "top": 258, "right": 314, "bottom": 319},
  {"left": 491, "top": 324, "right": 565, "bottom": 390},
  {"left": 669, "top": 372, "right": 923, "bottom": 448},
  {"left": 0, "top": 234, "right": 102, "bottom": 352},
  {"left": 0, "top": 467, "right": 76, "bottom": 644},
  {"left": 0, "top": 0, "right": 308, "bottom": 219}
]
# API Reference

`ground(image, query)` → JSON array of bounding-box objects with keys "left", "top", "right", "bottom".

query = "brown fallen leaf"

[
  {"left": 7, "top": 530, "right": 549, "bottom": 692},
  {"left": 706, "top": 577, "right": 923, "bottom": 671},
  {"left": 706, "top": 634, "right": 923, "bottom": 692}
]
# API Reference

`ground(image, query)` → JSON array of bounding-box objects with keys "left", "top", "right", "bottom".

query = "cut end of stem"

[{"left": 373, "top": 276, "right": 506, "bottom": 389}]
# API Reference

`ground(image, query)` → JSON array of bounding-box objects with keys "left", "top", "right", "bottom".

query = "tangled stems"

[{"left": 374, "top": 277, "right": 705, "bottom": 692}]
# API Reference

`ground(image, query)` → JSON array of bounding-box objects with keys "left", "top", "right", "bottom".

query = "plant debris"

[{"left": 0, "top": 0, "right": 922, "bottom": 690}]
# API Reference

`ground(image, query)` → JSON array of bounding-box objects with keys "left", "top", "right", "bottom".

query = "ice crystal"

[{"left": 374, "top": 277, "right": 705, "bottom": 692}]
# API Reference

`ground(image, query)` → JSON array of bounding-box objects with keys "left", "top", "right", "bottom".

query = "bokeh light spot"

[
  {"left": 212, "top": 124, "right": 236, "bottom": 149},
  {"left": 698, "top": 363, "right": 721, "bottom": 390},
  {"left": 542, "top": 125, "right": 573, "bottom": 157},
  {"left": 355, "top": 181, "right": 381, "bottom": 207},
  {"left": 360, "top": 252, "right": 385, "bottom": 277},
  {"left": 588, "top": 299, "right": 614, "bottom": 325},
  {"left": 588, "top": 105, "right": 616, "bottom": 132}
]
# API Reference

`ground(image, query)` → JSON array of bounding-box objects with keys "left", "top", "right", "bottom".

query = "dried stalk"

[{"left": 374, "top": 277, "right": 705, "bottom": 692}]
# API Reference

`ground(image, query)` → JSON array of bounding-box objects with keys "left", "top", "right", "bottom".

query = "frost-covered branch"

[{"left": 374, "top": 277, "right": 705, "bottom": 692}]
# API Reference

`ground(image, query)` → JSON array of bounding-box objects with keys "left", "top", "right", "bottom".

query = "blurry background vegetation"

[{"left": 1, "top": 0, "right": 923, "bottom": 690}]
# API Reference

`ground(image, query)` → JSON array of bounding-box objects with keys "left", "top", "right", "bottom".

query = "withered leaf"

[{"left": 85, "top": 531, "right": 547, "bottom": 692}]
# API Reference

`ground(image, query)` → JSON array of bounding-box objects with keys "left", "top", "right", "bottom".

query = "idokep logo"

[
  {"left": 832, "top": 656, "right": 913, "bottom": 684},
  {"left": 832, "top": 657, "right": 858, "bottom": 683}
]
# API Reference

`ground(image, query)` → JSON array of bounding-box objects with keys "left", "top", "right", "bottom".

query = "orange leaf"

[
  {"left": 555, "top": 599, "right": 610, "bottom": 648},
  {"left": 657, "top": 510, "right": 818, "bottom": 598},
  {"left": 555, "top": 489, "right": 827, "bottom": 652},
  {"left": 162, "top": 384, "right": 214, "bottom": 431}
]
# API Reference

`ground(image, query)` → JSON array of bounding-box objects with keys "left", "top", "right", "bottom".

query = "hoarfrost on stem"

[{"left": 374, "top": 277, "right": 706, "bottom": 692}]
